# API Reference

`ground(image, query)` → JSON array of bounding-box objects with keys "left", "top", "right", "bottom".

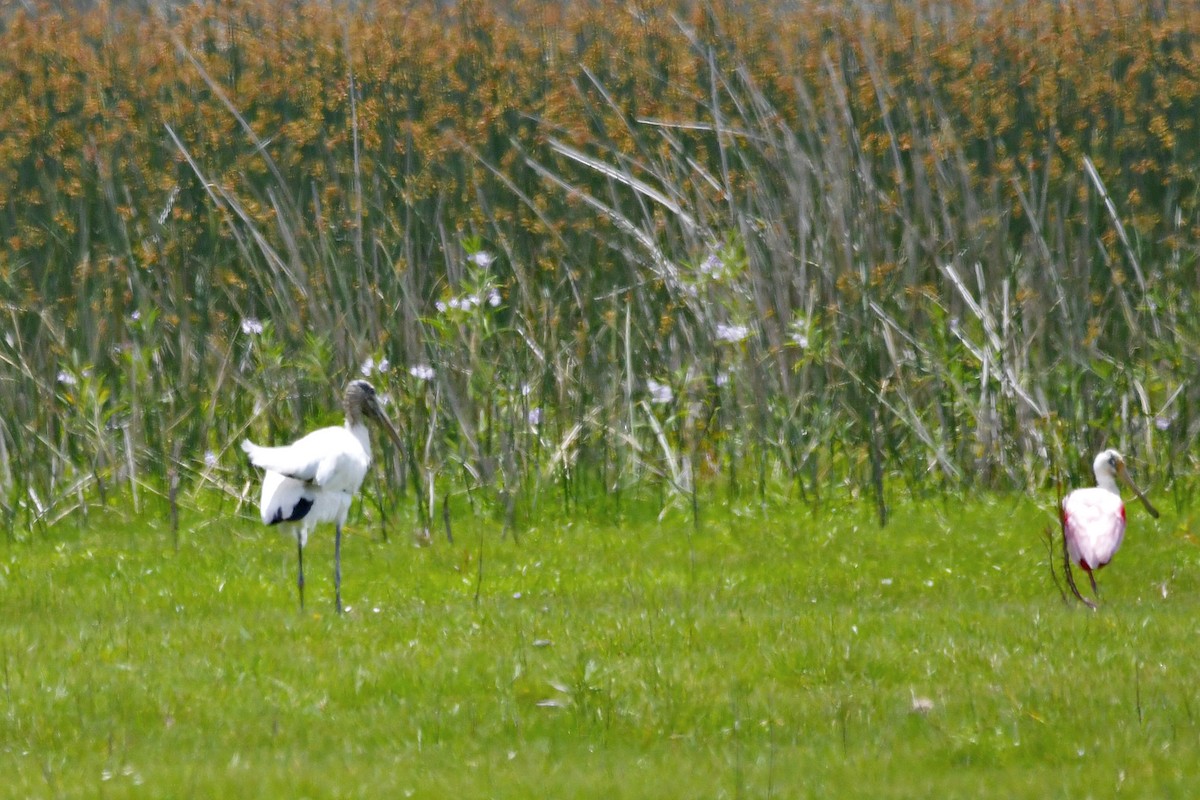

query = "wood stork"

[
  {"left": 242, "top": 380, "right": 404, "bottom": 614},
  {"left": 1061, "top": 449, "right": 1159, "bottom": 606}
]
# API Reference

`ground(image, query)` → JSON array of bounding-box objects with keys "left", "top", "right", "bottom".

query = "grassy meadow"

[
  {"left": 3, "top": 0, "right": 1200, "bottom": 531},
  {"left": 4, "top": 494, "right": 1200, "bottom": 797}
]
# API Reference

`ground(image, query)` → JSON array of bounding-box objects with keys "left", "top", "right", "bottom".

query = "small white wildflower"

[
  {"left": 464, "top": 294, "right": 480, "bottom": 310},
  {"left": 204, "top": 450, "right": 218, "bottom": 468},
  {"left": 700, "top": 252, "right": 722, "bottom": 276},
  {"left": 789, "top": 317, "right": 810, "bottom": 349},
  {"left": 910, "top": 693, "right": 935, "bottom": 715},
  {"left": 410, "top": 364, "right": 435, "bottom": 381},
  {"left": 647, "top": 378, "right": 673, "bottom": 404},
  {"left": 241, "top": 317, "right": 264, "bottom": 335},
  {"left": 470, "top": 251, "right": 495, "bottom": 268},
  {"left": 359, "top": 356, "right": 389, "bottom": 377},
  {"left": 449, "top": 297, "right": 462, "bottom": 311},
  {"left": 1155, "top": 415, "right": 1173, "bottom": 431},
  {"left": 528, "top": 407, "right": 542, "bottom": 426},
  {"left": 715, "top": 371, "right": 730, "bottom": 387},
  {"left": 715, "top": 323, "right": 750, "bottom": 343},
  {"left": 130, "top": 310, "right": 141, "bottom": 321},
  {"left": 520, "top": 383, "right": 532, "bottom": 397},
  {"left": 56, "top": 370, "right": 77, "bottom": 386},
  {"left": 435, "top": 300, "right": 447, "bottom": 313},
  {"left": 488, "top": 289, "right": 501, "bottom": 307}
]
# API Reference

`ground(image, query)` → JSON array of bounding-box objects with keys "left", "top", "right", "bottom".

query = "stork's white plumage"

[
  {"left": 242, "top": 380, "right": 403, "bottom": 613},
  {"left": 1061, "top": 449, "right": 1159, "bottom": 607}
]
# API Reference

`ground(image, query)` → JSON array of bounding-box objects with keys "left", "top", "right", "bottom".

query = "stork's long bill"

[
  {"left": 1117, "top": 460, "right": 1160, "bottom": 518},
  {"left": 345, "top": 378, "right": 405, "bottom": 453},
  {"left": 366, "top": 397, "right": 405, "bottom": 452}
]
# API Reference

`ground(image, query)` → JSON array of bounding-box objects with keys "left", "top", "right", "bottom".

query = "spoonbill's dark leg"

[
  {"left": 1061, "top": 526, "right": 1097, "bottom": 611},
  {"left": 334, "top": 523, "right": 343, "bottom": 615},
  {"left": 297, "top": 534, "right": 306, "bottom": 611},
  {"left": 1088, "top": 570, "right": 1099, "bottom": 597}
]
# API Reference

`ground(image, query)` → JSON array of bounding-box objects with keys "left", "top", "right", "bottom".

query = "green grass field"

[{"left": 3, "top": 494, "right": 1198, "bottom": 798}]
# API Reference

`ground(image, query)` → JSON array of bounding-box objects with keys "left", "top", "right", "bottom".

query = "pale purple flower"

[
  {"left": 715, "top": 323, "right": 750, "bottom": 343},
  {"left": 700, "top": 252, "right": 722, "bottom": 276},
  {"left": 647, "top": 378, "right": 673, "bottom": 404},
  {"left": 409, "top": 364, "right": 435, "bottom": 381},
  {"left": 715, "top": 371, "right": 731, "bottom": 387},
  {"left": 204, "top": 450, "right": 218, "bottom": 468},
  {"left": 360, "top": 357, "right": 390, "bottom": 377},
  {"left": 528, "top": 407, "right": 542, "bottom": 426},
  {"left": 56, "top": 370, "right": 77, "bottom": 386},
  {"left": 789, "top": 317, "right": 811, "bottom": 349},
  {"left": 488, "top": 289, "right": 501, "bottom": 307},
  {"left": 241, "top": 317, "right": 264, "bottom": 335},
  {"left": 1155, "top": 415, "right": 1173, "bottom": 431},
  {"left": 436, "top": 300, "right": 448, "bottom": 313},
  {"left": 130, "top": 310, "right": 141, "bottom": 321},
  {"left": 470, "top": 251, "right": 496, "bottom": 268}
]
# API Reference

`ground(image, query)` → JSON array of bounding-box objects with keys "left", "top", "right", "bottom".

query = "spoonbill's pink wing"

[{"left": 1062, "top": 486, "right": 1126, "bottom": 570}]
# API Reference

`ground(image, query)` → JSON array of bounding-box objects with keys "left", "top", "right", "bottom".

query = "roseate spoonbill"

[
  {"left": 1061, "top": 449, "right": 1159, "bottom": 606},
  {"left": 242, "top": 380, "right": 403, "bottom": 613}
]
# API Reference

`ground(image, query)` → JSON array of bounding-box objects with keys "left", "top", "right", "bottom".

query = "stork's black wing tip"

[{"left": 269, "top": 496, "right": 314, "bottom": 525}]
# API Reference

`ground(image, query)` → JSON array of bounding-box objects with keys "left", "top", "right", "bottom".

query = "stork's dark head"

[
  {"left": 344, "top": 379, "right": 377, "bottom": 419},
  {"left": 344, "top": 380, "right": 404, "bottom": 450}
]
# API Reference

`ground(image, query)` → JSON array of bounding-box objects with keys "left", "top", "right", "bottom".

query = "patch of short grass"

[{"left": 3, "top": 495, "right": 1199, "bottom": 797}]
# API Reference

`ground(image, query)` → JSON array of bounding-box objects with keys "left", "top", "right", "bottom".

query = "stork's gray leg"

[
  {"left": 334, "top": 523, "right": 343, "bottom": 615},
  {"left": 297, "top": 534, "right": 306, "bottom": 611}
]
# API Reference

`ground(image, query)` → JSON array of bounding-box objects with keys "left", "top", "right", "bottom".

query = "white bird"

[
  {"left": 1061, "top": 449, "right": 1159, "bottom": 606},
  {"left": 242, "top": 380, "right": 404, "bottom": 613}
]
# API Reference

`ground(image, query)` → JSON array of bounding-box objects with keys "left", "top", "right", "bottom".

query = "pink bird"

[{"left": 1061, "top": 449, "right": 1159, "bottom": 606}]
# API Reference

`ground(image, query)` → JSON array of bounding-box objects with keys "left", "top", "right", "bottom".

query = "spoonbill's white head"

[{"left": 1092, "top": 449, "right": 1159, "bottom": 518}]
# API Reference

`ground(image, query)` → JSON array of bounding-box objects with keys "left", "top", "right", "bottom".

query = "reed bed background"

[{"left": 1, "top": 0, "right": 1197, "bottom": 535}]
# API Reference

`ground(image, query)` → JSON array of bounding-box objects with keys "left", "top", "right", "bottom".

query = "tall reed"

[{"left": 0, "top": 0, "right": 1196, "bottom": 534}]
